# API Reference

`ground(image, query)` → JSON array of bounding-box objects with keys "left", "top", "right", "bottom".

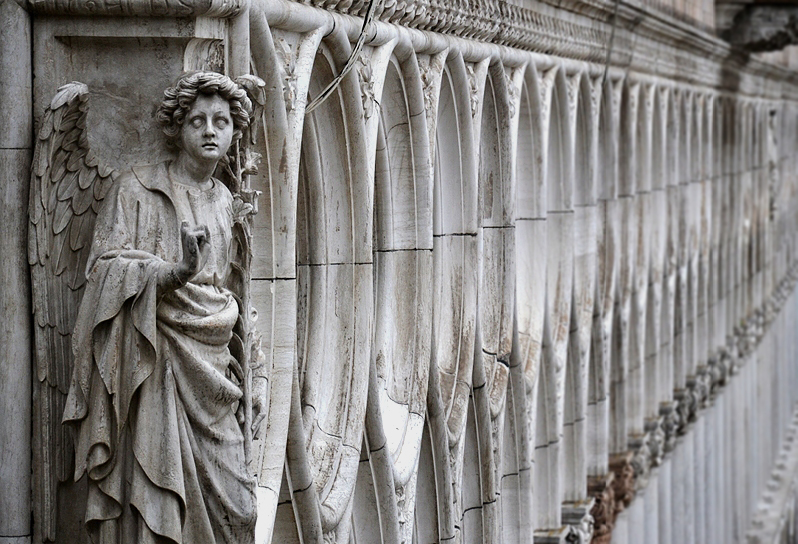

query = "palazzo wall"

[{"left": 2, "top": 0, "right": 798, "bottom": 542}]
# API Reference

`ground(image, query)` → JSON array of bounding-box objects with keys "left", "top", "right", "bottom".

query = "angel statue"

[{"left": 29, "top": 71, "right": 268, "bottom": 544}]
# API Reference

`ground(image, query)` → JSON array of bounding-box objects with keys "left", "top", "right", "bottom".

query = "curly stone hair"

[{"left": 156, "top": 71, "right": 252, "bottom": 149}]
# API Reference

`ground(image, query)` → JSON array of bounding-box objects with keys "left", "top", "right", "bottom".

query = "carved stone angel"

[{"left": 30, "top": 71, "right": 267, "bottom": 543}]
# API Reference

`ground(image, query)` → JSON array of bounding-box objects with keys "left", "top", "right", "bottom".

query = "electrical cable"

[{"left": 305, "top": 0, "right": 380, "bottom": 114}]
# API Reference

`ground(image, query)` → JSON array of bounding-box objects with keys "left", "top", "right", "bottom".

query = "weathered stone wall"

[{"left": 2, "top": 0, "right": 798, "bottom": 542}]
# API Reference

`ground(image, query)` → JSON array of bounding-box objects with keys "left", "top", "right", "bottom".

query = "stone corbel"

[
  {"left": 588, "top": 472, "right": 615, "bottom": 544},
  {"left": 706, "top": 349, "right": 731, "bottom": 395},
  {"left": 659, "top": 401, "right": 679, "bottom": 454},
  {"left": 628, "top": 433, "right": 652, "bottom": 490},
  {"left": 644, "top": 417, "right": 665, "bottom": 468},
  {"left": 608, "top": 450, "right": 635, "bottom": 515},
  {"left": 674, "top": 387, "right": 695, "bottom": 435}
]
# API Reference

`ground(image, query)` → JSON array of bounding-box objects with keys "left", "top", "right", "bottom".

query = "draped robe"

[{"left": 63, "top": 162, "right": 257, "bottom": 544}]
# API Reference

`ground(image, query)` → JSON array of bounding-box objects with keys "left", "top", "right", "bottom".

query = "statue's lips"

[{"left": 202, "top": 142, "right": 218, "bottom": 150}]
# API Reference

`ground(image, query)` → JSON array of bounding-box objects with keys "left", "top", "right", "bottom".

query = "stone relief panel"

[{"left": 31, "top": 71, "right": 267, "bottom": 543}]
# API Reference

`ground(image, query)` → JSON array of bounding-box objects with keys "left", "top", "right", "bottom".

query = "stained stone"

[{"left": 2, "top": 0, "right": 798, "bottom": 542}]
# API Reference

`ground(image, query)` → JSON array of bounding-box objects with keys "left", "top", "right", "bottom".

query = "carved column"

[
  {"left": 534, "top": 64, "right": 575, "bottom": 543},
  {"left": 0, "top": 1, "right": 32, "bottom": 542}
]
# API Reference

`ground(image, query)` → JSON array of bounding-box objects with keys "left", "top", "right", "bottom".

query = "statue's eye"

[
  {"left": 214, "top": 117, "right": 230, "bottom": 129},
  {"left": 190, "top": 116, "right": 204, "bottom": 129}
]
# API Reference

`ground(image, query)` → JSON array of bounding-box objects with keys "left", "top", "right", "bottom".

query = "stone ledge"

[
  {"left": 534, "top": 525, "right": 571, "bottom": 543},
  {"left": 27, "top": 0, "right": 242, "bottom": 18}
]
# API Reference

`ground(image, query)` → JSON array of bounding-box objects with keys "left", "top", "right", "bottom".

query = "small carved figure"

[{"left": 31, "top": 71, "right": 266, "bottom": 543}]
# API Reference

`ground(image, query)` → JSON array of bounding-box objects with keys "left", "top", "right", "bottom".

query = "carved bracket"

[
  {"left": 608, "top": 451, "right": 635, "bottom": 514},
  {"left": 588, "top": 473, "right": 615, "bottom": 544}
]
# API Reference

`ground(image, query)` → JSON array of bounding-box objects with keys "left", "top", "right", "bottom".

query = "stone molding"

[
  {"left": 274, "top": 0, "right": 798, "bottom": 98},
  {"left": 27, "top": 0, "right": 241, "bottom": 17}
]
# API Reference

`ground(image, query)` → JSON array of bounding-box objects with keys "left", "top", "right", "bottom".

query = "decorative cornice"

[
  {"left": 28, "top": 0, "right": 242, "bottom": 17},
  {"left": 282, "top": 0, "right": 798, "bottom": 100}
]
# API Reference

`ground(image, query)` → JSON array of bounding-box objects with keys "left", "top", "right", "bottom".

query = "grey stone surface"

[
  {"left": 30, "top": 73, "right": 267, "bottom": 543},
  {"left": 4, "top": 0, "right": 798, "bottom": 542},
  {"left": 727, "top": 5, "right": 798, "bottom": 52},
  {"left": 0, "top": 148, "right": 32, "bottom": 539},
  {"left": 0, "top": 0, "right": 31, "bottom": 150}
]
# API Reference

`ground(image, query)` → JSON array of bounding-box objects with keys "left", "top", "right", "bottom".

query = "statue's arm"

[
  {"left": 88, "top": 174, "right": 210, "bottom": 299},
  {"left": 156, "top": 222, "right": 211, "bottom": 296},
  {"left": 67, "top": 175, "right": 165, "bottom": 431}
]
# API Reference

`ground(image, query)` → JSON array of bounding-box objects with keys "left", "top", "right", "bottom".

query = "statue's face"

[{"left": 179, "top": 93, "right": 234, "bottom": 166}]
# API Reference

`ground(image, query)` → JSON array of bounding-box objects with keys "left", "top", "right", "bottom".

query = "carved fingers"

[
  {"left": 179, "top": 221, "right": 212, "bottom": 280},
  {"left": 158, "top": 222, "right": 212, "bottom": 295}
]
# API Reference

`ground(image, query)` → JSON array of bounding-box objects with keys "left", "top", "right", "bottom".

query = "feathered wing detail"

[{"left": 29, "top": 82, "right": 118, "bottom": 542}]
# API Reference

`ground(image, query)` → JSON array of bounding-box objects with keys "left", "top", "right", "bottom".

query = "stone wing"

[{"left": 28, "top": 82, "right": 117, "bottom": 541}]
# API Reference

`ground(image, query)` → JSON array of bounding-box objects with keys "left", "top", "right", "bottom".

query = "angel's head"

[{"left": 156, "top": 71, "right": 252, "bottom": 156}]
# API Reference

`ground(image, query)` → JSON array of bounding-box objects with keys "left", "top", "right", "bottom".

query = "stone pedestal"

[{"left": 562, "top": 497, "right": 595, "bottom": 543}]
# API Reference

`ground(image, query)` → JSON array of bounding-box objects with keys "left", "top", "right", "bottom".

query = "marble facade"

[{"left": 3, "top": 0, "right": 798, "bottom": 542}]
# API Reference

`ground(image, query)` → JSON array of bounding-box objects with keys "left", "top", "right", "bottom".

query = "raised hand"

[
  {"left": 158, "top": 221, "right": 211, "bottom": 294},
  {"left": 178, "top": 221, "right": 211, "bottom": 280}
]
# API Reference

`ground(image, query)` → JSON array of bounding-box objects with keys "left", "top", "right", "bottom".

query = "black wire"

[{"left": 305, "top": 0, "right": 380, "bottom": 114}]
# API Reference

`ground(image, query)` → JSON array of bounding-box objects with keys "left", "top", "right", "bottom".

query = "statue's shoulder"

[
  {"left": 97, "top": 163, "right": 173, "bottom": 218},
  {"left": 104, "top": 162, "right": 172, "bottom": 200},
  {"left": 130, "top": 162, "right": 171, "bottom": 193},
  {"left": 212, "top": 176, "right": 234, "bottom": 202}
]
